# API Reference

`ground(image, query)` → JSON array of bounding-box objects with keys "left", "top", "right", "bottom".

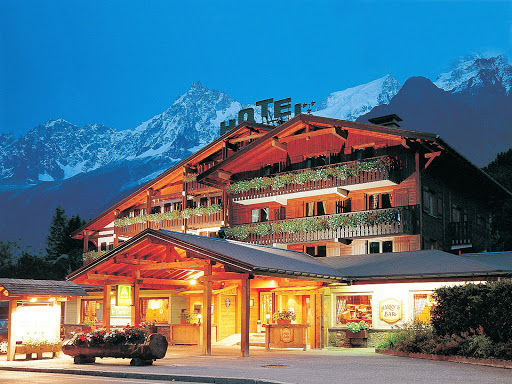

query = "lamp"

[
  {"left": 265, "top": 313, "right": 271, "bottom": 324},
  {"left": 190, "top": 279, "right": 197, "bottom": 285},
  {"left": 197, "top": 313, "right": 202, "bottom": 325},
  {"left": 29, "top": 297, "right": 37, "bottom": 303}
]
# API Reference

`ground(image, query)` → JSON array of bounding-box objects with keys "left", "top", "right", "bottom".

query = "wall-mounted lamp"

[
  {"left": 265, "top": 313, "right": 271, "bottom": 324},
  {"left": 197, "top": 313, "right": 202, "bottom": 325},
  {"left": 29, "top": 297, "right": 37, "bottom": 303},
  {"left": 190, "top": 279, "right": 197, "bottom": 285}
]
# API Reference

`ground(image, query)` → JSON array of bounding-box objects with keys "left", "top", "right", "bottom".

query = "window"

[
  {"left": 367, "top": 240, "right": 393, "bottom": 254},
  {"left": 413, "top": 294, "right": 434, "bottom": 324},
  {"left": 335, "top": 295, "right": 372, "bottom": 326},
  {"left": 141, "top": 298, "right": 169, "bottom": 324},
  {"left": 367, "top": 193, "right": 392, "bottom": 210},
  {"left": 305, "top": 201, "right": 327, "bottom": 217},
  {"left": 336, "top": 199, "right": 351, "bottom": 214},
  {"left": 251, "top": 208, "right": 269, "bottom": 223},
  {"left": 81, "top": 299, "right": 103, "bottom": 323},
  {"left": 173, "top": 202, "right": 183, "bottom": 211},
  {"left": 151, "top": 206, "right": 161, "bottom": 214},
  {"left": 305, "top": 245, "right": 327, "bottom": 257},
  {"left": 200, "top": 197, "right": 208, "bottom": 207},
  {"left": 451, "top": 205, "right": 466, "bottom": 223},
  {"left": 164, "top": 203, "right": 171, "bottom": 213},
  {"left": 423, "top": 188, "right": 442, "bottom": 216}
]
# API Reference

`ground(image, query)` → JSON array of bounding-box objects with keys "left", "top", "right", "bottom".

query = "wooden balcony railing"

[
  {"left": 230, "top": 156, "right": 405, "bottom": 204},
  {"left": 187, "top": 210, "right": 224, "bottom": 229},
  {"left": 82, "top": 250, "right": 108, "bottom": 265},
  {"left": 224, "top": 206, "right": 416, "bottom": 245},
  {"left": 448, "top": 222, "right": 489, "bottom": 248},
  {"left": 117, "top": 217, "right": 184, "bottom": 236}
]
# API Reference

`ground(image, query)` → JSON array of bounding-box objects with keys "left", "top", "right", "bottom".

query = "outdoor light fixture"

[
  {"left": 266, "top": 313, "right": 271, "bottom": 324},
  {"left": 49, "top": 297, "right": 56, "bottom": 302},
  {"left": 190, "top": 279, "right": 197, "bottom": 285},
  {"left": 29, "top": 297, "right": 37, "bottom": 303}
]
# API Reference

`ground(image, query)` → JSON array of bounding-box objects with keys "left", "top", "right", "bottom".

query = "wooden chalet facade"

[{"left": 65, "top": 113, "right": 511, "bottom": 355}]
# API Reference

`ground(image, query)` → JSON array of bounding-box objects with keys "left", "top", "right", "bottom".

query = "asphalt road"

[{"left": 0, "top": 371, "right": 192, "bottom": 384}]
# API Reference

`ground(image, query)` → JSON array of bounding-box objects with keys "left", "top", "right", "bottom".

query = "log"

[{"left": 62, "top": 333, "right": 168, "bottom": 365}]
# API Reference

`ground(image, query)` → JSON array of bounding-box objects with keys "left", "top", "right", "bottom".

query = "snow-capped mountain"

[
  {"left": 314, "top": 75, "right": 401, "bottom": 120},
  {"left": 435, "top": 54, "right": 512, "bottom": 95},
  {"left": 0, "top": 82, "right": 247, "bottom": 185}
]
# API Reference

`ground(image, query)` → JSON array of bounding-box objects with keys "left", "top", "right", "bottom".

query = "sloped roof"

[
  {"left": 321, "top": 250, "right": 512, "bottom": 280},
  {"left": 158, "top": 230, "right": 345, "bottom": 280},
  {"left": 0, "top": 279, "right": 88, "bottom": 297},
  {"left": 459, "top": 251, "right": 512, "bottom": 270}
]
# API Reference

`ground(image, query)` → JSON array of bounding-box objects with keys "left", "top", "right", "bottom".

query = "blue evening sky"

[{"left": 1, "top": 0, "right": 511, "bottom": 136}]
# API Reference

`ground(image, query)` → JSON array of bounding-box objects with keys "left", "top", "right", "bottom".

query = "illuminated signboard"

[
  {"left": 379, "top": 298, "right": 402, "bottom": 324},
  {"left": 117, "top": 284, "right": 132, "bottom": 307}
]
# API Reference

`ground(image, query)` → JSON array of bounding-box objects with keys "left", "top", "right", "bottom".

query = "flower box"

[
  {"left": 346, "top": 330, "right": 368, "bottom": 338},
  {"left": 276, "top": 319, "right": 292, "bottom": 325}
]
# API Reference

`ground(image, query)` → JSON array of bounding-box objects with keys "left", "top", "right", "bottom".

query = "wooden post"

[
  {"left": 146, "top": 189, "right": 153, "bottom": 229},
  {"left": 7, "top": 299, "right": 16, "bottom": 361},
  {"left": 113, "top": 210, "right": 120, "bottom": 248},
  {"left": 83, "top": 231, "right": 90, "bottom": 253},
  {"left": 222, "top": 190, "right": 227, "bottom": 226},
  {"left": 265, "top": 324, "right": 271, "bottom": 350},
  {"left": 103, "top": 285, "right": 111, "bottom": 332},
  {"left": 235, "top": 285, "right": 242, "bottom": 333},
  {"left": 134, "top": 283, "right": 141, "bottom": 325},
  {"left": 240, "top": 277, "right": 250, "bottom": 357},
  {"left": 315, "top": 293, "right": 322, "bottom": 349},
  {"left": 202, "top": 262, "right": 212, "bottom": 355}
]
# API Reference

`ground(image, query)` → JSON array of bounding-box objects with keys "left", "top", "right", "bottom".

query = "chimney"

[{"left": 368, "top": 114, "right": 403, "bottom": 128}]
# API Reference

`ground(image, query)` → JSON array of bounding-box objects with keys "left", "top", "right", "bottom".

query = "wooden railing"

[
  {"left": 231, "top": 156, "right": 405, "bottom": 203},
  {"left": 226, "top": 206, "right": 416, "bottom": 245},
  {"left": 117, "top": 217, "right": 184, "bottom": 236},
  {"left": 448, "top": 222, "right": 489, "bottom": 248},
  {"left": 82, "top": 250, "right": 108, "bottom": 265},
  {"left": 187, "top": 210, "right": 224, "bottom": 229}
]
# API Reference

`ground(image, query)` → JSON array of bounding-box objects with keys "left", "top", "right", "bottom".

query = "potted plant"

[
  {"left": 273, "top": 310, "right": 297, "bottom": 325},
  {"left": 83, "top": 317, "right": 97, "bottom": 332},
  {"left": 345, "top": 321, "right": 370, "bottom": 347},
  {"left": 180, "top": 311, "right": 197, "bottom": 324}
]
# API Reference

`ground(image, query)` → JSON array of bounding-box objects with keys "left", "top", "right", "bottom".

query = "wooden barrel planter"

[
  {"left": 15, "top": 344, "right": 61, "bottom": 360},
  {"left": 346, "top": 330, "right": 369, "bottom": 347},
  {"left": 62, "top": 333, "right": 168, "bottom": 366}
]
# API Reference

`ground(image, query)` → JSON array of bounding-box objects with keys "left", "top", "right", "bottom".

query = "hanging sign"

[
  {"left": 379, "top": 298, "right": 402, "bottom": 324},
  {"left": 117, "top": 284, "right": 132, "bottom": 307}
]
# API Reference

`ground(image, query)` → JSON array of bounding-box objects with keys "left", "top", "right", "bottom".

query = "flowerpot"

[
  {"left": 277, "top": 319, "right": 291, "bottom": 325},
  {"left": 180, "top": 319, "right": 187, "bottom": 324},
  {"left": 346, "top": 330, "right": 368, "bottom": 338}
]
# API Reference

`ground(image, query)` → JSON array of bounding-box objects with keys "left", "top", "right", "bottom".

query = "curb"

[
  {"left": 375, "top": 349, "right": 512, "bottom": 369},
  {"left": 0, "top": 366, "right": 290, "bottom": 384}
]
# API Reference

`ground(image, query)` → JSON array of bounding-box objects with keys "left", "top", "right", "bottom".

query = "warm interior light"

[
  {"left": 49, "top": 298, "right": 56, "bottom": 302},
  {"left": 265, "top": 313, "right": 271, "bottom": 320},
  {"left": 110, "top": 291, "right": 115, "bottom": 295},
  {"left": 197, "top": 313, "right": 202, "bottom": 319},
  {"left": 190, "top": 279, "right": 197, "bottom": 285},
  {"left": 29, "top": 297, "right": 37, "bottom": 303}
]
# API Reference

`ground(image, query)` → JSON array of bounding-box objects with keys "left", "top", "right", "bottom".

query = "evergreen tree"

[
  {"left": 46, "top": 206, "right": 69, "bottom": 261},
  {"left": 483, "top": 149, "right": 512, "bottom": 251}
]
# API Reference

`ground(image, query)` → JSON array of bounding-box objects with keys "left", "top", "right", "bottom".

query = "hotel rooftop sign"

[{"left": 220, "top": 97, "right": 314, "bottom": 135}]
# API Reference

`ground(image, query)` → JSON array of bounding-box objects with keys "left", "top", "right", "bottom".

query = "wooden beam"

[
  {"left": 240, "top": 277, "right": 250, "bottom": 357},
  {"left": 202, "top": 261, "right": 212, "bottom": 356},
  {"left": 200, "top": 272, "right": 249, "bottom": 282},
  {"left": 218, "top": 170, "right": 232, "bottom": 181},
  {"left": 103, "top": 285, "right": 111, "bottom": 332},
  {"left": 136, "top": 260, "right": 208, "bottom": 271},
  {"left": 332, "top": 127, "right": 348, "bottom": 140},
  {"left": 401, "top": 138, "right": 410, "bottom": 149},
  {"left": 424, "top": 151, "right": 441, "bottom": 169},
  {"left": 229, "top": 132, "right": 265, "bottom": 144},
  {"left": 271, "top": 137, "right": 287, "bottom": 152},
  {"left": 134, "top": 283, "right": 141, "bottom": 325},
  {"left": 87, "top": 273, "right": 133, "bottom": 283},
  {"left": 115, "top": 259, "right": 154, "bottom": 265},
  {"left": 352, "top": 142, "right": 375, "bottom": 150},
  {"left": 139, "top": 278, "right": 199, "bottom": 287},
  {"left": 7, "top": 299, "right": 15, "bottom": 361}
]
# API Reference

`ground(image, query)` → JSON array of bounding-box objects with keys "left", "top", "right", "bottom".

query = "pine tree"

[{"left": 45, "top": 206, "right": 68, "bottom": 261}]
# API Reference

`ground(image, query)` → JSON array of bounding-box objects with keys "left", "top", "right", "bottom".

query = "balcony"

[
  {"left": 117, "top": 217, "right": 184, "bottom": 236},
  {"left": 187, "top": 210, "right": 224, "bottom": 229},
  {"left": 228, "top": 156, "right": 405, "bottom": 206},
  {"left": 223, "top": 206, "right": 416, "bottom": 245},
  {"left": 448, "top": 222, "right": 489, "bottom": 250},
  {"left": 83, "top": 250, "right": 108, "bottom": 265}
]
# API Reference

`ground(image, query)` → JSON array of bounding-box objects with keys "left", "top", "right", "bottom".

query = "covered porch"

[{"left": 67, "top": 229, "right": 346, "bottom": 356}]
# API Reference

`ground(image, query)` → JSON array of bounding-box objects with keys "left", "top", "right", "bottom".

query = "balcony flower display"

[
  {"left": 114, "top": 204, "right": 222, "bottom": 227},
  {"left": 226, "top": 157, "right": 393, "bottom": 194}
]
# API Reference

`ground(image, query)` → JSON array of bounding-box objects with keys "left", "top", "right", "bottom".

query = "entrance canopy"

[
  {"left": 0, "top": 278, "right": 88, "bottom": 299},
  {"left": 67, "top": 229, "right": 346, "bottom": 286}
]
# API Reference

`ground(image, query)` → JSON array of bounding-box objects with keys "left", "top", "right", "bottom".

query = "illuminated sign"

[
  {"left": 379, "top": 298, "right": 402, "bottom": 324},
  {"left": 117, "top": 285, "right": 132, "bottom": 307},
  {"left": 14, "top": 305, "right": 60, "bottom": 342}
]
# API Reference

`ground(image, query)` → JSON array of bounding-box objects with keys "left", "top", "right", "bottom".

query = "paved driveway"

[{"left": 1, "top": 346, "right": 511, "bottom": 384}]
